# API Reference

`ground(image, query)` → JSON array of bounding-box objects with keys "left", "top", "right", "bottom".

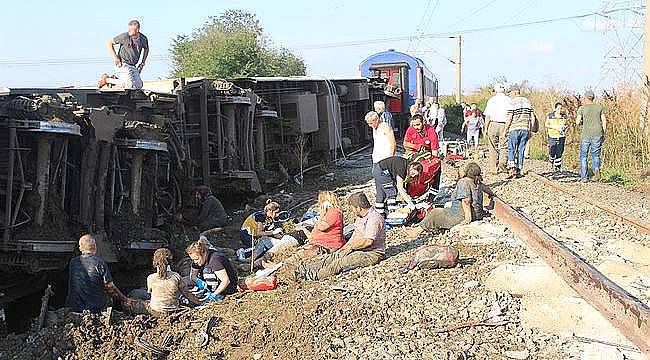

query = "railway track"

[{"left": 478, "top": 163, "right": 650, "bottom": 357}]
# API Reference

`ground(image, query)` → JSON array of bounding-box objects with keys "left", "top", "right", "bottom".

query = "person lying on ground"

[
  {"left": 186, "top": 239, "right": 238, "bottom": 302},
  {"left": 98, "top": 20, "right": 148, "bottom": 90},
  {"left": 419, "top": 162, "right": 494, "bottom": 232},
  {"left": 125, "top": 248, "right": 201, "bottom": 316},
  {"left": 237, "top": 200, "right": 283, "bottom": 259},
  {"left": 295, "top": 192, "right": 385, "bottom": 281},
  {"left": 243, "top": 191, "right": 345, "bottom": 263},
  {"left": 65, "top": 234, "right": 128, "bottom": 313}
]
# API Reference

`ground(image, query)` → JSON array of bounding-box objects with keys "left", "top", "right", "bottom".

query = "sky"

[{"left": 0, "top": 0, "right": 641, "bottom": 94}]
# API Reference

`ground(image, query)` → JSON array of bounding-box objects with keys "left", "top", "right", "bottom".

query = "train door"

[{"left": 379, "top": 67, "right": 403, "bottom": 114}]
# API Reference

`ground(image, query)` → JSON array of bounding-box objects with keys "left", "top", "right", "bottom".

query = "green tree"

[{"left": 171, "top": 10, "right": 306, "bottom": 78}]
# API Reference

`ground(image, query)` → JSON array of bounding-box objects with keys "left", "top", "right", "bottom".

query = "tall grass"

[{"left": 443, "top": 86, "right": 650, "bottom": 186}]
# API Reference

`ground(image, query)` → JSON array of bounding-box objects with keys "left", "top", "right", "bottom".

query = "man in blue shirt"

[{"left": 65, "top": 234, "right": 127, "bottom": 312}]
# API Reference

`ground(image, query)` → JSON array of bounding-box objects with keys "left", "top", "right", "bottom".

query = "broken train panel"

[{"left": 0, "top": 89, "right": 169, "bottom": 285}]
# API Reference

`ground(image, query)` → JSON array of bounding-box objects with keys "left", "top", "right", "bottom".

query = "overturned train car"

[{"left": 0, "top": 77, "right": 374, "bottom": 302}]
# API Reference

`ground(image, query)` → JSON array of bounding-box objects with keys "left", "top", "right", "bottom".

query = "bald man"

[{"left": 65, "top": 234, "right": 127, "bottom": 312}]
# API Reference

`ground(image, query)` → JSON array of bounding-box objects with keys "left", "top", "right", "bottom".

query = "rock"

[
  {"left": 463, "top": 280, "right": 480, "bottom": 289},
  {"left": 503, "top": 349, "right": 530, "bottom": 359},
  {"left": 253, "top": 354, "right": 262, "bottom": 360}
]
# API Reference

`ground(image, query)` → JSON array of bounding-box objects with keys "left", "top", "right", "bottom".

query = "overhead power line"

[
  {"left": 0, "top": 6, "right": 643, "bottom": 67},
  {"left": 294, "top": 6, "right": 642, "bottom": 50},
  {"left": 441, "top": 0, "right": 500, "bottom": 31}
]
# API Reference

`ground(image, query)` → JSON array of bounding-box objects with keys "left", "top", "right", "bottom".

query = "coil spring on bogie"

[{"left": 3, "top": 96, "right": 41, "bottom": 119}]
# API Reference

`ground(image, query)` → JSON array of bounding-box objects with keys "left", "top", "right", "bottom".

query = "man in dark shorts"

[{"left": 65, "top": 234, "right": 128, "bottom": 312}]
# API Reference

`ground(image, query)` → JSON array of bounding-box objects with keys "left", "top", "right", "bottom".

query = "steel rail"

[
  {"left": 491, "top": 196, "right": 650, "bottom": 356},
  {"left": 529, "top": 172, "right": 650, "bottom": 235}
]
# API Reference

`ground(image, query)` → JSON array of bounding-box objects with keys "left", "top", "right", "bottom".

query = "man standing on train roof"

[
  {"left": 98, "top": 20, "right": 149, "bottom": 90},
  {"left": 365, "top": 111, "right": 396, "bottom": 215}
]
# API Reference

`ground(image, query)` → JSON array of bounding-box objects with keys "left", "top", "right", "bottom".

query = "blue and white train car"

[{"left": 359, "top": 49, "right": 438, "bottom": 117}]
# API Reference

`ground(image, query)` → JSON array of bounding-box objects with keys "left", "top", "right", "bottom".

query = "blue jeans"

[
  {"left": 580, "top": 136, "right": 603, "bottom": 179},
  {"left": 507, "top": 130, "right": 529, "bottom": 170},
  {"left": 252, "top": 238, "right": 274, "bottom": 259}
]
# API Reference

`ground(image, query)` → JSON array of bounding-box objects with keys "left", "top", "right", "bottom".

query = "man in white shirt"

[
  {"left": 365, "top": 111, "right": 396, "bottom": 215},
  {"left": 483, "top": 83, "right": 512, "bottom": 174}
]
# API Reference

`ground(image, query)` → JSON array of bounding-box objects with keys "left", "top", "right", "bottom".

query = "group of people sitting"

[{"left": 65, "top": 234, "right": 237, "bottom": 317}]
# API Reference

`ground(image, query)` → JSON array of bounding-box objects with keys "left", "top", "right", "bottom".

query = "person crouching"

[{"left": 186, "top": 239, "right": 238, "bottom": 302}]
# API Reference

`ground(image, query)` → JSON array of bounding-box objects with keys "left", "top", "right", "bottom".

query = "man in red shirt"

[{"left": 403, "top": 114, "right": 439, "bottom": 158}]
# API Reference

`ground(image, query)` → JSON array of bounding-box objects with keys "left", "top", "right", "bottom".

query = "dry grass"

[{"left": 449, "top": 86, "right": 650, "bottom": 188}]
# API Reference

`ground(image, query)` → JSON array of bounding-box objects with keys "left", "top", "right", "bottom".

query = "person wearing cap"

[
  {"left": 99, "top": 20, "right": 149, "bottom": 90},
  {"left": 576, "top": 90, "right": 606, "bottom": 181},
  {"left": 503, "top": 86, "right": 536, "bottom": 178},
  {"left": 483, "top": 83, "right": 513, "bottom": 174}
]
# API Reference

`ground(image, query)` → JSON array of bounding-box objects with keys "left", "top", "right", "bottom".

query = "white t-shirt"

[
  {"left": 436, "top": 108, "right": 447, "bottom": 131},
  {"left": 147, "top": 271, "right": 183, "bottom": 313},
  {"left": 484, "top": 93, "right": 512, "bottom": 123},
  {"left": 372, "top": 123, "right": 394, "bottom": 163}
]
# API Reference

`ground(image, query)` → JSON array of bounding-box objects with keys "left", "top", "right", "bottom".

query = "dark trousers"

[
  {"left": 547, "top": 137, "right": 565, "bottom": 169},
  {"left": 371, "top": 163, "right": 396, "bottom": 214}
]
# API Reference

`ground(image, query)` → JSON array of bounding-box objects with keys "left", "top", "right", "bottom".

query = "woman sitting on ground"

[
  {"left": 186, "top": 239, "right": 239, "bottom": 302},
  {"left": 126, "top": 248, "right": 202, "bottom": 316},
  {"left": 243, "top": 191, "right": 345, "bottom": 263},
  {"left": 419, "top": 162, "right": 494, "bottom": 232},
  {"left": 238, "top": 200, "right": 283, "bottom": 260},
  {"left": 297, "top": 191, "right": 345, "bottom": 257}
]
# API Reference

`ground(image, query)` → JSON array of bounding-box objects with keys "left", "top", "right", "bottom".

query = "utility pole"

[
  {"left": 641, "top": 2, "right": 650, "bottom": 133},
  {"left": 455, "top": 34, "right": 462, "bottom": 104}
]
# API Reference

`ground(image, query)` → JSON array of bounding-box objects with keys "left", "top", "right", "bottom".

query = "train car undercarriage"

[{"left": 0, "top": 76, "right": 379, "bottom": 303}]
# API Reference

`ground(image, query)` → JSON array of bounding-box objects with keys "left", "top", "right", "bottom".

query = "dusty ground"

[{"left": 7, "top": 149, "right": 648, "bottom": 360}]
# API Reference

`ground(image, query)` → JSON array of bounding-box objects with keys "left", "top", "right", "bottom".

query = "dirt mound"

[{"left": 0, "top": 219, "right": 565, "bottom": 360}]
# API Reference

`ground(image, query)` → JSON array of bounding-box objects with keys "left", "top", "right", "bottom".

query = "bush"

[{"left": 171, "top": 10, "right": 306, "bottom": 78}]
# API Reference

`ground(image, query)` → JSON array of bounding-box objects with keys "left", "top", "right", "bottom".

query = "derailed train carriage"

[{"left": 0, "top": 76, "right": 380, "bottom": 303}]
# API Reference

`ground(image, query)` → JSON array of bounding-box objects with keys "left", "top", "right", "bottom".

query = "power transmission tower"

[{"left": 597, "top": 0, "right": 645, "bottom": 89}]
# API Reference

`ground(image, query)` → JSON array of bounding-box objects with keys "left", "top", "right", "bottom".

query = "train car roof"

[
  {"left": 359, "top": 49, "right": 436, "bottom": 79},
  {"left": 237, "top": 76, "right": 368, "bottom": 82}
]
